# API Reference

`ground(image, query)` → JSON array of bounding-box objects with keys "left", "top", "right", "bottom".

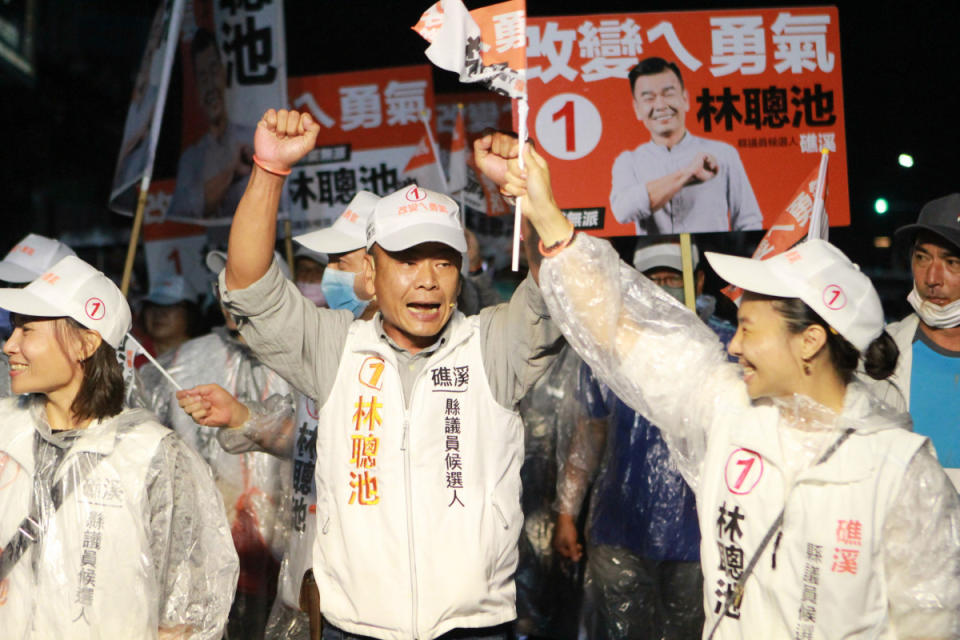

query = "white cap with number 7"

[
  {"left": 705, "top": 239, "right": 883, "bottom": 353},
  {"left": 0, "top": 256, "right": 131, "bottom": 349}
]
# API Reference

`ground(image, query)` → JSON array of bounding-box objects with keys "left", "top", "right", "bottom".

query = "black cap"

[{"left": 894, "top": 193, "right": 960, "bottom": 251}]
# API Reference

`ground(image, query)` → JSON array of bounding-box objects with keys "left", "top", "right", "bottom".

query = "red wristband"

[
  {"left": 538, "top": 231, "right": 576, "bottom": 258},
  {"left": 252, "top": 154, "right": 292, "bottom": 176}
]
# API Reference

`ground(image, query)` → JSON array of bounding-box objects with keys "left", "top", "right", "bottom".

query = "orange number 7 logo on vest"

[{"left": 359, "top": 356, "right": 385, "bottom": 390}]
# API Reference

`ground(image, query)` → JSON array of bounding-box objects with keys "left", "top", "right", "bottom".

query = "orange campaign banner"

[
  {"left": 141, "top": 179, "right": 211, "bottom": 300},
  {"left": 526, "top": 7, "right": 848, "bottom": 238},
  {"left": 286, "top": 65, "right": 436, "bottom": 231}
]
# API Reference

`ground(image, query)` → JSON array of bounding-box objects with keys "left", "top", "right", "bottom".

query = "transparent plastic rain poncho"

[
  {"left": 0, "top": 396, "right": 238, "bottom": 639},
  {"left": 513, "top": 343, "right": 585, "bottom": 639},
  {"left": 539, "top": 233, "right": 960, "bottom": 639},
  {"left": 137, "top": 327, "right": 293, "bottom": 631},
  {"left": 217, "top": 391, "right": 315, "bottom": 640}
]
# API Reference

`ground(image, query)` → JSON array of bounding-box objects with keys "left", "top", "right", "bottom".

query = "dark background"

[{"left": 0, "top": 0, "right": 956, "bottom": 315}]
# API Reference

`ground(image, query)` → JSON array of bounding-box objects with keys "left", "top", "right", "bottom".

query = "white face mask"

[{"left": 907, "top": 285, "right": 960, "bottom": 328}]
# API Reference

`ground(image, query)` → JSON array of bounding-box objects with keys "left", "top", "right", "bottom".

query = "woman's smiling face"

[{"left": 727, "top": 295, "right": 806, "bottom": 400}]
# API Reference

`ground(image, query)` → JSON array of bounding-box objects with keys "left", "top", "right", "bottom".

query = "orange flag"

[{"left": 723, "top": 160, "right": 828, "bottom": 304}]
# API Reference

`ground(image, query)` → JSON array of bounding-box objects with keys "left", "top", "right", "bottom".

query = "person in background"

[
  {"left": 0, "top": 234, "right": 77, "bottom": 398},
  {"left": 0, "top": 255, "right": 237, "bottom": 639},
  {"left": 139, "top": 249, "right": 293, "bottom": 640},
  {"left": 553, "top": 240, "right": 734, "bottom": 640},
  {"left": 460, "top": 227, "right": 502, "bottom": 314},
  {"left": 294, "top": 244, "right": 328, "bottom": 309},
  {"left": 177, "top": 191, "right": 382, "bottom": 640},
  {"left": 872, "top": 194, "right": 960, "bottom": 491},
  {"left": 140, "top": 274, "right": 205, "bottom": 357},
  {"left": 513, "top": 343, "right": 584, "bottom": 640}
]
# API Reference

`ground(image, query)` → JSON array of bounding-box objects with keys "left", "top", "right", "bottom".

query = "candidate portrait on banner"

[
  {"left": 609, "top": 56, "right": 762, "bottom": 236},
  {"left": 167, "top": 27, "right": 256, "bottom": 222}
]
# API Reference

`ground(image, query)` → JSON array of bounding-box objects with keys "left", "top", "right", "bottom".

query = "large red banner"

[
  {"left": 285, "top": 65, "right": 436, "bottom": 231},
  {"left": 527, "top": 7, "right": 847, "bottom": 237}
]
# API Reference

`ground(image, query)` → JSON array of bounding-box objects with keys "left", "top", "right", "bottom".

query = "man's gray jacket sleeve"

[{"left": 219, "top": 258, "right": 354, "bottom": 405}]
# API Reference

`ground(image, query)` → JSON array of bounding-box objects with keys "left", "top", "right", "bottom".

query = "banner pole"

[
  {"left": 420, "top": 109, "right": 448, "bottom": 193},
  {"left": 807, "top": 148, "right": 831, "bottom": 241},
  {"left": 121, "top": 175, "right": 151, "bottom": 297},
  {"left": 680, "top": 232, "right": 696, "bottom": 312},
  {"left": 512, "top": 98, "right": 529, "bottom": 272},
  {"left": 284, "top": 219, "right": 295, "bottom": 276}
]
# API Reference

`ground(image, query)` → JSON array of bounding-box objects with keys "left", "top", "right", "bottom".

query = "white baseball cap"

[
  {"left": 144, "top": 274, "right": 197, "bottom": 306},
  {"left": 633, "top": 241, "right": 699, "bottom": 273},
  {"left": 0, "top": 256, "right": 131, "bottom": 349},
  {"left": 295, "top": 191, "right": 379, "bottom": 255},
  {"left": 0, "top": 234, "right": 77, "bottom": 283},
  {"left": 705, "top": 239, "right": 883, "bottom": 352},
  {"left": 366, "top": 184, "right": 466, "bottom": 253}
]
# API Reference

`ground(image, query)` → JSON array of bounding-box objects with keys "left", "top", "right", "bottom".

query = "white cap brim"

[
  {"left": 0, "top": 288, "right": 66, "bottom": 318},
  {"left": 0, "top": 262, "right": 41, "bottom": 284},
  {"left": 634, "top": 244, "right": 699, "bottom": 273},
  {"left": 372, "top": 223, "right": 467, "bottom": 254},
  {"left": 295, "top": 227, "right": 363, "bottom": 255},
  {"left": 705, "top": 252, "right": 796, "bottom": 298}
]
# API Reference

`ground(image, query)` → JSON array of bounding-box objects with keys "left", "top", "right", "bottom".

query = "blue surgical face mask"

[
  {"left": 320, "top": 268, "right": 369, "bottom": 318},
  {"left": 660, "top": 284, "right": 685, "bottom": 303}
]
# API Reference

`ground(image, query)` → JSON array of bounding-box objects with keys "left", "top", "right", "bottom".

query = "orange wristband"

[
  {"left": 252, "top": 154, "right": 292, "bottom": 176},
  {"left": 538, "top": 231, "right": 576, "bottom": 258}
]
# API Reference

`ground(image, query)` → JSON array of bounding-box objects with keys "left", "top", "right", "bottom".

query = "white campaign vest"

[
  {"left": 0, "top": 399, "right": 168, "bottom": 639},
  {"left": 698, "top": 403, "right": 927, "bottom": 639},
  {"left": 312, "top": 313, "right": 524, "bottom": 640},
  {"left": 277, "top": 393, "right": 319, "bottom": 609}
]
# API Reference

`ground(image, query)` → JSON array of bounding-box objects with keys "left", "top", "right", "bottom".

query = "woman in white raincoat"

[
  {"left": 473, "top": 133, "right": 960, "bottom": 639},
  {"left": 0, "top": 256, "right": 238, "bottom": 639}
]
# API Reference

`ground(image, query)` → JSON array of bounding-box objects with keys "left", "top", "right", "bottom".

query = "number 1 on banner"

[
  {"left": 552, "top": 100, "right": 576, "bottom": 153},
  {"left": 167, "top": 248, "right": 182, "bottom": 274},
  {"left": 535, "top": 93, "right": 603, "bottom": 161}
]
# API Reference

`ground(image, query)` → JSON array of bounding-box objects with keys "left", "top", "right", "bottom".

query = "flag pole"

[
  {"left": 512, "top": 98, "right": 529, "bottom": 272},
  {"left": 121, "top": 174, "right": 151, "bottom": 297},
  {"left": 680, "top": 233, "right": 696, "bottom": 312},
  {"left": 807, "top": 148, "right": 830, "bottom": 241},
  {"left": 419, "top": 109, "right": 448, "bottom": 193},
  {"left": 457, "top": 103, "right": 466, "bottom": 225},
  {"left": 125, "top": 332, "right": 182, "bottom": 390}
]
